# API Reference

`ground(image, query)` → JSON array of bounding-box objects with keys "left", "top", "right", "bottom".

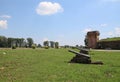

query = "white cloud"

[
  {"left": 36, "top": 1, "right": 63, "bottom": 15},
  {"left": 83, "top": 28, "right": 93, "bottom": 33},
  {"left": 0, "top": 15, "right": 11, "bottom": 19},
  {"left": 0, "top": 20, "right": 7, "bottom": 29},
  {"left": 100, "top": 24, "right": 108, "bottom": 27},
  {"left": 107, "top": 27, "right": 120, "bottom": 37},
  {"left": 115, "top": 27, "right": 120, "bottom": 35},
  {"left": 108, "top": 31, "right": 114, "bottom": 36},
  {"left": 43, "top": 37, "right": 49, "bottom": 41}
]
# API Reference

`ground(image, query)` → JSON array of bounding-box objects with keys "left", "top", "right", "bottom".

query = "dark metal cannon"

[
  {"left": 68, "top": 50, "right": 90, "bottom": 58},
  {"left": 68, "top": 49, "right": 91, "bottom": 64},
  {"left": 68, "top": 49, "right": 103, "bottom": 65},
  {"left": 76, "top": 48, "right": 89, "bottom": 54}
]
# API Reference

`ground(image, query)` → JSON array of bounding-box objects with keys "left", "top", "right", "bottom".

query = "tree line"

[
  {"left": 0, "top": 35, "right": 34, "bottom": 48},
  {"left": 0, "top": 35, "right": 59, "bottom": 48},
  {"left": 43, "top": 41, "right": 59, "bottom": 49}
]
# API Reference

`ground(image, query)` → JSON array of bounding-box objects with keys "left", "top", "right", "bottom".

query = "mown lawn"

[{"left": 0, "top": 48, "right": 120, "bottom": 82}]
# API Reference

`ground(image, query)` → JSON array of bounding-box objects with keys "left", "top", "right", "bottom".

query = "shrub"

[
  {"left": 55, "top": 42, "right": 59, "bottom": 49},
  {"left": 44, "top": 46, "right": 49, "bottom": 49},
  {"left": 32, "top": 44, "right": 36, "bottom": 49},
  {"left": 32, "top": 46, "right": 36, "bottom": 49},
  {"left": 71, "top": 47, "right": 76, "bottom": 49},
  {"left": 12, "top": 46, "right": 16, "bottom": 49}
]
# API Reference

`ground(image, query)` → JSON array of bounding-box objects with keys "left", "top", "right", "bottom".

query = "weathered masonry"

[{"left": 86, "top": 31, "right": 100, "bottom": 49}]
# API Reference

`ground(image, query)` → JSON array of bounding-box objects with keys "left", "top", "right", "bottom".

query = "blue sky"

[{"left": 0, "top": 0, "right": 120, "bottom": 46}]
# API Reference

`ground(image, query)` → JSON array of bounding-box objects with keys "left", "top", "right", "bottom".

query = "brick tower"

[{"left": 87, "top": 31, "right": 100, "bottom": 49}]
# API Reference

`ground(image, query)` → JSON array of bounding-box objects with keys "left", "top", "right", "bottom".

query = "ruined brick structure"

[
  {"left": 87, "top": 31, "right": 100, "bottom": 49},
  {"left": 86, "top": 31, "right": 120, "bottom": 49}
]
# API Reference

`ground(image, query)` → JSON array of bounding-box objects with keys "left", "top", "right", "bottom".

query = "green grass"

[
  {"left": 0, "top": 48, "right": 120, "bottom": 82},
  {"left": 99, "top": 37, "right": 120, "bottom": 42}
]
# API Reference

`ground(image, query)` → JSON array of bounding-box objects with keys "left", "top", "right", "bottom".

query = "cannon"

[
  {"left": 68, "top": 50, "right": 90, "bottom": 58},
  {"left": 68, "top": 49, "right": 91, "bottom": 64},
  {"left": 76, "top": 47, "right": 89, "bottom": 54},
  {"left": 68, "top": 49, "right": 103, "bottom": 65}
]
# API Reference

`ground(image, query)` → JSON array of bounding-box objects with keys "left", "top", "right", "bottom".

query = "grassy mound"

[{"left": 99, "top": 37, "right": 120, "bottom": 42}]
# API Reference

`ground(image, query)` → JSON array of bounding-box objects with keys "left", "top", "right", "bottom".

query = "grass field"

[{"left": 0, "top": 48, "right": 120, "bottom": 82}]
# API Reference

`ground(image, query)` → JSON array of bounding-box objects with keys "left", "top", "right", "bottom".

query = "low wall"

[{"left": 96, "top": 40, "right": 120, "bottom": 49}]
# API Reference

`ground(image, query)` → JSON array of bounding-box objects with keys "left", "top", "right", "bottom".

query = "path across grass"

[{"left": 0, "top": 48, "right": 120, "bottom": 82}]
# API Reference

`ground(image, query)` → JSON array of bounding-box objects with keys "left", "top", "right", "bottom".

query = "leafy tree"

[
  {"left": 84, "top": 35, "right": 88, "bottom": 47},
  {"left": 8, "top": 38, "right": 14, "bottom": 47},
  {"left": 27, "top": 38, "right": 34, "bottom": 48},
  {"left": 15, "top": 38, "right": 19, "bottom": 47},
  {"left": 8, "top": 38, "right": 25, "bottom": 48},
  {"left": 0, "top": 36, "right": 8, "bottom": 47},
  {"left": 37, "top": 44, "right": 42, "bottom": 48},
  {"left": 17, "top": 38, "right": 24, "bottom": 47},
  {"left": 21, "top": 40, "right": 27, "bottom": 48},
  {"left": 50, "top": 41, "right": 55, "bottom": 48},
  {"left": 43, "top": 41, "right": 49, "bottom": 47},
  {"left": 64, "top": 45, "right": 70, "bottom": 48},
  {"left": 55, "top": 42, "right": 59, "bottom": 49},
  {"left": 0, "top": 35, "right": 36, "bottom": 48},
  {"left": 76, "top": 45, "right": 79, "bottom": 48}
]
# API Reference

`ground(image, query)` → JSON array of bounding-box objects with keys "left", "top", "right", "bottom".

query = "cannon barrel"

[
  {"left": 76, "top": 48, "right": 89, "bottom": 52},
  {"left": 68, "top": 50, "right": 90, "bottom": 58},
  {"left": 76, "top": 48, "right": 89, "bottom": 54}
]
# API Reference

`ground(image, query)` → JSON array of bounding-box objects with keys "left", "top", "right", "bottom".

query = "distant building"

[
  {"left": 86, "top": 31, "right": 120, "bottom": 49},
  {"left": 86, "top": 31, "right": 100, "bottom": 49}
]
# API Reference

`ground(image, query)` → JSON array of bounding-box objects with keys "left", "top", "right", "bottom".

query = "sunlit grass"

[{"left": 0, "top": 48, "right": 120, "bottom": 82}]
